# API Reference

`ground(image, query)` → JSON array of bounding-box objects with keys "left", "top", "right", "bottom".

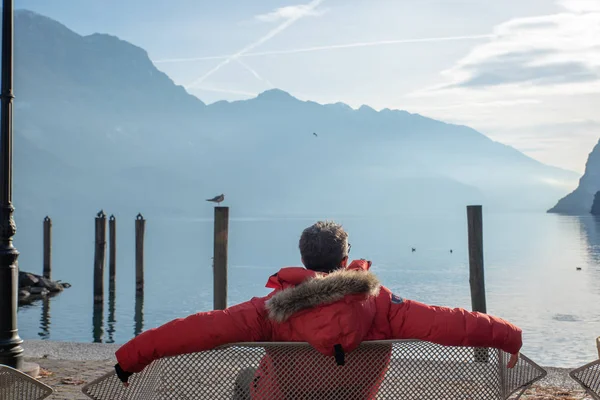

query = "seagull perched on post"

[{"left": 206, "top": 194, "right": 225, "bottom": 205}]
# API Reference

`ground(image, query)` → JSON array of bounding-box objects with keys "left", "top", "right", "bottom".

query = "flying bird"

[
  {"left": 206, "top": 194, "right": 225, "bottom": 204},
  {"left": 313, "top": 132, "right": 318, "bottom": 137},
  {"left": 411, "top": 247, "right": 416, "bottom": 252}
]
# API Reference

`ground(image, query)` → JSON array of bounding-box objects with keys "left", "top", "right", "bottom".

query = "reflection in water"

[
  {"left": 39, "top": 295, "right": 50, "bottom": 339},
  {"left": 134, "top": 295, "right": 144, "bottom": 337},
  {"left": 575, "top": 216, "right": 600, "bottom": 296},
  {"left": 107, "top": 289, "right": 116, "bottom": 344},
  {"left": 92, "top": 303, "right": 104, "bottom": 343}
]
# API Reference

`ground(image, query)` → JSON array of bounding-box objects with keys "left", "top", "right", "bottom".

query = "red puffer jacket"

[{"left": 116, "top": 260, "right": 522, "bottom": 397}]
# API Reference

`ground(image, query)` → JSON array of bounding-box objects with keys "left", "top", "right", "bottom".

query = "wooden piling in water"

[
  {"left": 93, "top": 210, "right": 107, "bottom": 305},
  {"left": 43, "top": 216, "right": 52, "bottom": 280},
  {"left": 134, "top": 294, "right": 144, "bottom": 337},
  {"left": 467, "top": 205, "right": 487, "bottom": 313},
  {"left": 213, "top": 206, "right": 229, "bottom": 311},
  {"left": 135, "top": 213, "right": 145, "bottom": 297},
  {"left": 467, "top": 205, "right": 489, "bottom": 362},
  {"left": 109, "top": 215, "right": 116, "bottom": 292}
]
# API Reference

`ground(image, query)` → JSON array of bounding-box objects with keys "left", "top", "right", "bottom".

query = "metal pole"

[{"left": 0, "top": 0, "right": 23, "bottom": 369}]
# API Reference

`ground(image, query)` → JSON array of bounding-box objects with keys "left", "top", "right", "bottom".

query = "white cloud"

[
  {"left": 255, "top": 4, "right": 327, "bottom": 23},
  {"left": 558, "top": 0, "right": 600, "bottom": 12},
  {"left": 414, "top": 1, "right": 600, "bottom": 97}
]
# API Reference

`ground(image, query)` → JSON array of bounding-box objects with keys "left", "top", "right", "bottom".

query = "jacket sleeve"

[
  {"left": 115, "top": 297, "right": 271, "bottom": 373},
  {"left": 386, "top": 293, "right": 522, "bottom": 355}
]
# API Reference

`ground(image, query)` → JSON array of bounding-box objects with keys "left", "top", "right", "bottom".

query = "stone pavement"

[
  {"left": 29, "top": 358, "right": 114, "bottom": 400},
  {"left": 19, "top": 340, "right": 595, "bottom": 400}
]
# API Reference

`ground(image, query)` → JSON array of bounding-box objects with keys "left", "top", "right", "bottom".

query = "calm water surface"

[{"left": 14, "top": 211, "right": 600, "bottom": 367}]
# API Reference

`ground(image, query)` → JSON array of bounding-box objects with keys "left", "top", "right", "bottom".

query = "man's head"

[{"left": 299, "top": 221, "right": 350, "bottom": 273}]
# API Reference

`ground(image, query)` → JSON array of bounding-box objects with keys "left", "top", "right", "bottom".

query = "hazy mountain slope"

[
  {"left": 548, "top": 139, "right": 600, "bottom": 215},
  {"left": 12, "top": 9, "right": 578, "bottom": 219}
]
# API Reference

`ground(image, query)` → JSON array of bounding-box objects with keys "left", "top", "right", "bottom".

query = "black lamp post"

[{"left": 0, "top": 0, "right": 23, "bottom": 369}]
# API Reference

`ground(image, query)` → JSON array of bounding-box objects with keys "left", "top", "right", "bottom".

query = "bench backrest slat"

[{"left": 82, "top": 340, "right": 546, "bottom": 400}]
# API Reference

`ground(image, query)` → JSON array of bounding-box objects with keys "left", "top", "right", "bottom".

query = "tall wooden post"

[
  {"left": 107, "top": 288, "right": 116, "bottom": 344},
  {"left": 93, "top": 210, "right": 107, "bottom": 305},
  {"left": 43, "top": 216, "right": 52, "bottom": 280},
  {"left": 135, "top": 213, "right": 145, "bottom": 297},
  {"left": 213, "top": 207, "right": 229, "bottom": 310},
  {"left": 467, "top": 205, "right": 488, "bottom": 362},
  {"left": 92, "top": 302, "right": 103, "bottom": 343},
  {"left": 467, "top": 205, "right": 487, "bottom": 313},
  {"left": 108, "top": 215, "right": 116, "bottom": 293},
  {"left": 134, "top": 294, "right": 144, "bottom": 337}
]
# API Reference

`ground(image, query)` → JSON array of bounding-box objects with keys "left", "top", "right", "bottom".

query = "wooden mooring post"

[
  {"left": 43, "top": 216, "right": 52, "bottom": 280},
  {"left": 467, "top": 205, "right": 489, "bottom": 362},
  {"left": 109, "top": 215, "right": 116, "bottom": 293},
  {"left": 134, "top": 294, "right": 144, "bottom": 337},
  {"left": 135, "top": 213, "right": 145, "bottom": 297},
  {"left": 93, "top": 210, "right": 107, "bottom": 305},
  {"left": 213, "top": 206, "right": 229, "bottom": 310}
]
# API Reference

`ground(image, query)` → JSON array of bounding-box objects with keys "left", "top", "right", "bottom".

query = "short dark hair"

[{"left": 299, "top": 221, "right": 349, "bottom": 273}]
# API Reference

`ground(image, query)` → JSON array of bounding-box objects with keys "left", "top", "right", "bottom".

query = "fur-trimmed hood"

[{"left": 265, "top": 269, "right": 381, "bottom": 323}]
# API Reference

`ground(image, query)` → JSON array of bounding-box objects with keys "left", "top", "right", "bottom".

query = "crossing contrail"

[
  {"left": 235, "top": 58, "right": 274, "bottom": 88},
  {"left": 156, "top": 34, "right": 495, "bottom": 64},
  {"left": 185, "top": 0, "right": 325, "bottom": 89}
]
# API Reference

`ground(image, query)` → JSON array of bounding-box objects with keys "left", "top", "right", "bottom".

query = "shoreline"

[{"left": 21, "top": 340, "right": 594, "bottom": 399}]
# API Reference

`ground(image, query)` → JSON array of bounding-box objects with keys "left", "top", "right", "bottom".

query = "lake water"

[{"left": 13, "top": 210, "right": 600, "bottom": 368}]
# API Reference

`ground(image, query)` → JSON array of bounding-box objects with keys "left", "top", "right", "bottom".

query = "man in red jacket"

[{"left": 114, "top": 221, "right": 522, "bottom": 395}]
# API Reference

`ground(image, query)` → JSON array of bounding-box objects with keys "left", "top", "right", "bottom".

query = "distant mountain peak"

[
  {"left": 255, "top": 89, "right": 298, "bottom": 102},
  {"left": 358, "top": 104, "right": 377, "bottom": 113}
]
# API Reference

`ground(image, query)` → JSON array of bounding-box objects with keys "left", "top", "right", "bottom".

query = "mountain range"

[
  {"left": 548, "top": 138, "right": 600, "bottom": 215},
  {"left": 12, "top": 9, "right": 579, "bottom": 220}
]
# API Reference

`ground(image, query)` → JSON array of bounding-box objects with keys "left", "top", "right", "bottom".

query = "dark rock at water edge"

[
  {"left": 18, "top": 270, "right": 71, "bottom": 305},
  {"left": 19, "top": 272, "right": 39, "bottom": 287},
  {"left": 591, "top": 191, "right": 600, "bottom": 215},
  {"left": 29, "top": 286, "right": 50, "bottom": 295}
]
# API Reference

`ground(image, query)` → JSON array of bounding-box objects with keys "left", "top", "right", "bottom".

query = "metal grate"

[
  {"left": 570, "top": 359, "right": 600, "bottom": 400},
  {"left": 82, "top": 340, "right": 546, "bottom": 400},
  {"left": 0, "top": 364, "right": 54, "bottom": 400}
]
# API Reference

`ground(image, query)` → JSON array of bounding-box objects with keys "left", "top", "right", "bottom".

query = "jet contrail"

[
  {"left": 235, "top": 58, "right": 274, "bottom": 88},
  {"left": 155, "top": 34, "right": 495, "bottom": 64},
  {"left": 186, "top": 0, "right": 325, "bottom": 89}
]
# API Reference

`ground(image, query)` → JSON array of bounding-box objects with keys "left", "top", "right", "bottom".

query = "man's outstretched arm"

[
  {"left": 115, "top": 297, "right": 271, "bottom": 379},
  {"left": 384, "top": 289, "right": 522, "bottom": 364}
]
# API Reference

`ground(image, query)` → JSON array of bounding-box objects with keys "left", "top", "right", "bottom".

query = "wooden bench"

[
  {"left": 82, "top": 340, "right": 547, "bottom": 400},
  {"left": 0, "top": 365, "right": 54, "bottom": 400}
]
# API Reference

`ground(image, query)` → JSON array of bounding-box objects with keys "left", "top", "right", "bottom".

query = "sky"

[{"left": 15, "top": 0, "right": 600, "bottom": 173}]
